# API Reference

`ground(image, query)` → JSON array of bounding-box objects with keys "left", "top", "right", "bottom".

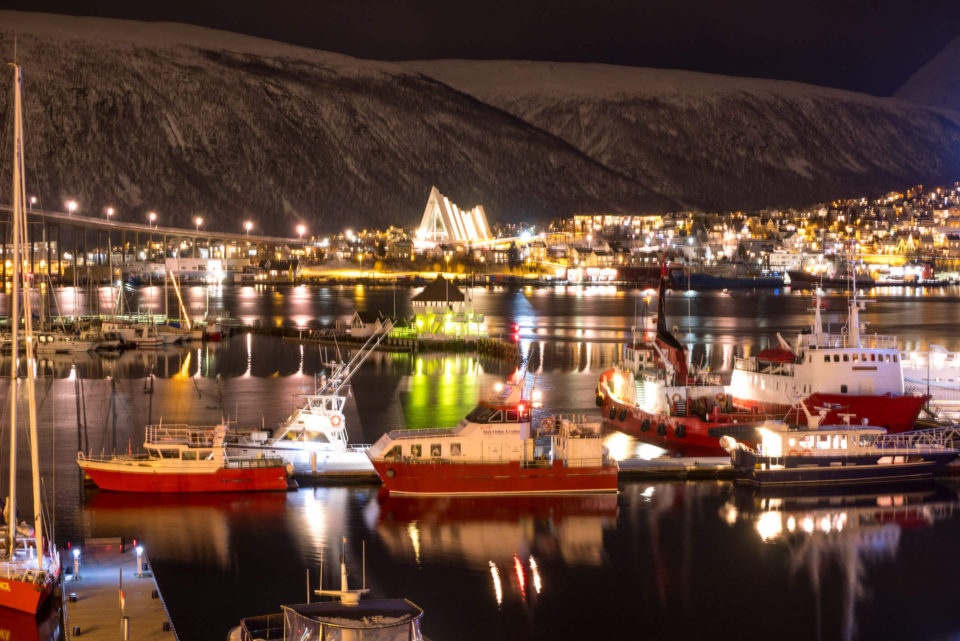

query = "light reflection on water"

[{"left": 4, "top": 285, "right": 960, "bottom": 640}]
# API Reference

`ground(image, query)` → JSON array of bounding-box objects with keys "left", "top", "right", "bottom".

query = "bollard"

[
  {"left": 151, "top": 588, "right": 159, "bottom": 599},
  {"left": 311, "top": 452, "right": 318, "bottom": 475},
  {"left": 72, "top": 625, "right": 81, "bottom": 637},
  {"left": 69, "top": 592, "right": 77, "bottom": 602},
  {"left": 163, "top": 621, "right": 171, "bottom": 632},
  {"left": 121, "top": 616, "right": 129, "bottom": 641}
]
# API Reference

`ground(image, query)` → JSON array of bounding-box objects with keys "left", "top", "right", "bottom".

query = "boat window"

[
  {"left": 506, "top": 410, "right": 518, "bottom": 422},
  {"left": 893, "top": 355, "right": 898, "bottom": 362},
  {"left": 306, "top": 432, "right": 330, "bottom": 443},
  {"left": 386, "top": 445, "right": 402, "bottom": 459},
  {"left": 843, "top": 354, "right": 849, "bottom": 362},
  {"left": 283, "top": 431, "right": 302, "bottom": 441},
  {"left": 852, "top": 354, "right": 858, "bottom": 362},
  {"left": 799, "top": 435, "right": 815, "bottom": 449},
  {"left": 450, "top": 443, "right": 461, "bottom": 456},
  {"left": 410, "top": 444, "right": 422, "bottom": 458},
  {"left": 840, "top": 384, "right": 847, "bottom": 393},
  {"left": 182, "top": 451, "right": 198, "bottom": 461},
  {"left": 431, "top": 444, "right": 441, "bottom": 457},
  {"left": 160, "top": 449, "right": 180, "bottom": 459},
  {"left": 859, "top": 434, "right": 877, "bottom": 447},
  {"left": 870, "top": 354, "right": 876, "bottom": 361},
  {"left": 817, "top": 435, "right": 830, "bottom": 449},
  {"left": 833, "top": 355, "right": 840, "bottom": 362},
  {"left": 885, "top": 354, "right": 891, "bottom": 362},
  {"left": 466, "top": 405, "right": 503, "bottom": 423},
  {"left": 199, "top": 450, "right": 214, "bottom": 460},
  {"left": 862, "top": 354, "right": 868, "bottom": 361},
  {"left": 824, "top": 355, "right": 829, "bottom": 363}
]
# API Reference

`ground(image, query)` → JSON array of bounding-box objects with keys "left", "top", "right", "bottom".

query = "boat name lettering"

[
  {"left": 481, "top": 428, "right": 521, "bottom": 436},
  {"left": 0, "top": 581, "right": 10, "bottom": 592}
]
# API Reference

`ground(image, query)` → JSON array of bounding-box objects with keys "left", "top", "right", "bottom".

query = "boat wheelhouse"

[
  {"left": 78, "top": 423, "right": 291, "bottom": 493},
  {"left": 367, "top": 379, "right": 618, "bottom": 496}
]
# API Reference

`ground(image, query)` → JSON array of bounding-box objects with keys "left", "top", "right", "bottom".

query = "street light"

[
  {"left": 195, "top": 216, "right": 203, "bottom": 232},
  {"left": 244, "top": 221, "right": 253, "bottom": 236},
  {"left": 297, "top": 224, "right": 306, "bottom": 241},
  {"left": 105, "top": 206, "right": 114, "bottom": 219},
  {"left": 29, "top": 196, "right": 36, "bottom": 210},
  {"left": 147, "top": 211, "right": 157, "bottom": 228},
  {"left": 66, "top": 200, "right": 77, "bottom": 216}
]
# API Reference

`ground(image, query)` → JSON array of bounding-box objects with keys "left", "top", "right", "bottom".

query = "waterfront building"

[{"left": 408, "top": 274, "right": 486, "bottom": 340}]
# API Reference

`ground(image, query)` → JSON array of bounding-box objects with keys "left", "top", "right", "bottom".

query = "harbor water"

[{"left": 4, "top": 284, "right": 960, "bottom": 640}]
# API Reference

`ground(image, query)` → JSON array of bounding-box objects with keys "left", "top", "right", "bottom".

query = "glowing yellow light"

[
  {"left": 489, "top": 561, "right": 502, "bottom": 606},
  {"left": 756, "top": 511, "right": 783, "bottom": 541}
]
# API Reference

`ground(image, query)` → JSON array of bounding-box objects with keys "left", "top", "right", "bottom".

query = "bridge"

[{"left": 0, "top": 205, "right": 310, "bottom": 284}]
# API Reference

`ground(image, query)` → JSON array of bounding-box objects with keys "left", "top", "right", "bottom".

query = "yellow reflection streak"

[
  {"left": 407, "top": 522, "right": 421, "bottom": 564},
  {"left": 529, "top": 556, "right": 542, "bottom": 594},
  {"left": 489, "top": 561, "right": 502, "bottom": 606}
]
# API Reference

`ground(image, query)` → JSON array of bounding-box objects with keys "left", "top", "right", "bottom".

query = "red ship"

[
  {"left": 367, "top": 377, "right": 619, "bottom": 496},
  {"left": 597, "top": 271, "right": 768, "bottom": 456},
  {"left": 727, "top": 289, "right": 927, "bottom": 432},
  {"left": 77, "top": 423, "right": 291, "bottom": 493}
]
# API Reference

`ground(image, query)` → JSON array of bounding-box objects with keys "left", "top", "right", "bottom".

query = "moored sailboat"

[{"left": 0, "top": 61, "right": 61, "bottom": 614}]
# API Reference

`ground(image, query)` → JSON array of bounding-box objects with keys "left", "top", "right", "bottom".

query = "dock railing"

[{"left": 875, "top": 425, "right": 960, "bottom": 451}]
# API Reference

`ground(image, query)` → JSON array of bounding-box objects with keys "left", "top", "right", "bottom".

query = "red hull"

[
  {"left": 598, "top": 369, "right": 765, "bottom": 456},
  {"left": 79, "top": 463, "right": 289, "bottom": 493},
  {"left": 733, "top": 393, "right": 927, "bottom": 433},
  {"left": 371, "top": 460, "right": 618, "bottom": 496},
  {"left": 0, "top": 575, "right": 55, "bottom": 615}
]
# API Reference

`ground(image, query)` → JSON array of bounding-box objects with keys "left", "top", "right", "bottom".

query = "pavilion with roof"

[{"left": 405, "top": 274, "right": 486, "bottom": 340}]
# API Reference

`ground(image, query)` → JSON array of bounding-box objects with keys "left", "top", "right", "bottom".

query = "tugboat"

[
  {"left": 367, "top": 375, "right": 619, "bottom": 496},
  {"left": 77, "top": 423, "right": 292, "bottom": 492},
  {"left": 728, "top": 286, "right": 928, "bottom": 432},
  {"left": 720, "top": 411, "right": 958, "bottom": 486},
  {"left": 597, "top": 270, "right": 768, "bottom": 456}
]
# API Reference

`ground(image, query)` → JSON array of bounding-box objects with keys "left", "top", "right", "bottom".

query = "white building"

[{"left": 415, "top": 186, "right": 491, "bottom": 245}]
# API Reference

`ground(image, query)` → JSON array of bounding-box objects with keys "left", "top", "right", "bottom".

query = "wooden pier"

[{"left": 63, "top": 538, "right": 177, "bottom": 641}]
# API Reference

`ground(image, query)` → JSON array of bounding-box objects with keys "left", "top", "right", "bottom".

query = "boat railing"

[
  {"left": 239, "top": 613, "right": 285, "bottom": 641},
  {"left": 875, "top": 425, "right": 960, "bottom": 450},
  {"left": 346, "top": 444, "right": 372, "bottom": 452},
  {"left": 801, "top": 332, "right": 899, "bottom": 350},
  {"left": 733, "top": 357, "right": 794, "bottom": 375},
  {"left": 386, "top": 427, "right": 457, "bottom": 439},
  {"left": 145, "top": 424, "right": 223, "bottom": 447}
]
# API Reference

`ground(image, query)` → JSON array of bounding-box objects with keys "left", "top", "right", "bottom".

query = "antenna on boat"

[{"left": 314, "top": 536, "right": 369, "bottom": 606}]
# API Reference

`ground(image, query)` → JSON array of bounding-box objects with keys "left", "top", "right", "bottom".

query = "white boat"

[
  {"left": 0, "top": 61, "right": 61, "bottom": 613},
  {"left": 225, "top": 326, "right": 395, "bottom": 481},
  {"left": 901, "top": 345, "right": 960, "bottom": 418},
  {"left": 34, "top": 331, "right": 96, "bottom": 354}
]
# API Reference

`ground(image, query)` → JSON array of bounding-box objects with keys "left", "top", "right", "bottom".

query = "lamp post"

[
  {"left": 29, "top": 196, "right": 36, "bottom": 210},
  {"left": 66, "top": 200, "right": 77, "bottom": 216},
  {"left": 195, "top": 216, "right": 203, "bottom": 233},
  {"left": 148, "top": 211, "right": 157, "bottom": 229},
  {"left": 72, "top": 548, "right": 80, "bottom": 581},
  {"left": 297, "top": 224, "right": 306, "bottom": 241},
  {"left": 244, "top": 221, "right": 253, "bottom": 237},
  {"left": 136, "top": 546, "right": 144, "bottom": 577}
]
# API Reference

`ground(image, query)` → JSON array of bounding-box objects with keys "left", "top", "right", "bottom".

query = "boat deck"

[{"left": 63, "top": 538, "right": 177, "bottom": 641}]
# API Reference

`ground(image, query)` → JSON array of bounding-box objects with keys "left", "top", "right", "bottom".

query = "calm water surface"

[{"left": 4, "top": 284, "right": 960, "bottom": 640}]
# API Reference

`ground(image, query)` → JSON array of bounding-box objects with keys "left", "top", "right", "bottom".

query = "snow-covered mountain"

[
  {"left": 0, "top": 12, "right": 675, "bottom": 234},
  {"left": 896, "top": 35, "right": 960, "bottom": 115},
  {"left": 1, "top": 12, "right": 958, "bottom": 234},
  {"left": 403, "top": 60, "right": 960, "bottom": 211}
]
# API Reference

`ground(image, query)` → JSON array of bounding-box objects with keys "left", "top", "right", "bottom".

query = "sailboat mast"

[
  {"left": 7, "top": 63, "right": 21, "bottom": 557},
  {"left": 11, "top": 63, "right": 44, "bottom": 566}
]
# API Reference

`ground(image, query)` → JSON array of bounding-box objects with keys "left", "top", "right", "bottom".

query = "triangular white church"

[{"left": 415, "top": 186, "right": 491, "bottom": 245}]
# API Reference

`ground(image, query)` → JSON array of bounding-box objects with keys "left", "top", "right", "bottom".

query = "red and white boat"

[
  {"left": 0, "top": 62, "right": 61, "bottom": 615},
  {"left": 728, "top": 290, "right": 927, "bottom": 432},
  {"left": 77, "top": 423, "right": 291, "bottom": 493},
  {"left": 367, "top": 378, "right": 618, "bottom": 496},
  {"left": 597, "top": 272, "right": 768, "bottom": 456}
]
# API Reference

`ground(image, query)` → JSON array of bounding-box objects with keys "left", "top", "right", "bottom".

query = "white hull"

[{"left": 226, "top": 443, "right": 374, "bottom": 476}]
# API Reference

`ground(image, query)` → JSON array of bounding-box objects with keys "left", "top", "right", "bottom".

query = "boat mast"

[
  {"left": 11, "top": 62, "right": 44, "bottom": 566},
  {"left": 7, "top": 62, "right": 21, "bottom": 558}
]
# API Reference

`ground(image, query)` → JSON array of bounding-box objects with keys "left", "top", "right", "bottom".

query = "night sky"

[{"left": 0, "top": 0, "right": 958, "bottom": 95}]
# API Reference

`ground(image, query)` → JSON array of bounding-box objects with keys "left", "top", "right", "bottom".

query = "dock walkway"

[{"left": 64, "top": 538, "right": 177, "bottom": 641}]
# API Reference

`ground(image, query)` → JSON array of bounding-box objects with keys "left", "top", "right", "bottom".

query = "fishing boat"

[
  {"left": 77, "top": 423, "right": 292, "bottom": 493},
  {"left": 225, "top": 328, "right": 391, "bottom": 482},
  {"left": 720, "top": 414, "right": 958, "bottom": 486},
  {"left": 34, "top": 331, "right": 96, "bottom": 354},
  {"left": 728, "top": 287, "right": 928, "bottom": 432},
  {"left": 367, "top": 375, "right": 618, "bottom": 496},
  {"left": 597, "top": 270, "right": 768, "bottom": 456},
  {"left": 0, "top": 62, "right": 61, "bottom": 614}
]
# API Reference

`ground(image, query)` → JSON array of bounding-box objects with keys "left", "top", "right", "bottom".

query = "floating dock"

[
  {"left": 616, "top": 457, "right": 734, "bottom": 479},
  {"left": 63, "top": 537, "right": 177, "bottom": 641}
]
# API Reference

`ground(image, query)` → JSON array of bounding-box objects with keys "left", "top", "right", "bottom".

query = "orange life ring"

[
  {"left": 672, "top": 393, "right": 682, "bottom": 402},
  {"left": 330, "top": 415, "right": 342, "bottom": 427},
  {"left": 801, "top": 449, "right": 812, "bottom": 457},
  {"left": 788, "top": 449, "right": 799, "bottom": 457}
]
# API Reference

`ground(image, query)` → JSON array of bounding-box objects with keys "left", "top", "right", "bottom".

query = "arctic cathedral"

[{"left": 415, "top": 186, "right": 491, "bottom": 246}]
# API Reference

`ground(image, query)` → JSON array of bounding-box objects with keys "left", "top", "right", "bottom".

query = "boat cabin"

[
  {"left": 237, "top": 599, "right": 424, "bottom": 641},
  {"left": 755, "top": 420, "right": 887, "bottom": 460}
]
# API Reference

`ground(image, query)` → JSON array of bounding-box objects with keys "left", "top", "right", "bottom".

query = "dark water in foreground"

[{"left": 4, "top": 284, "right": 960, "bottom": 640}]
